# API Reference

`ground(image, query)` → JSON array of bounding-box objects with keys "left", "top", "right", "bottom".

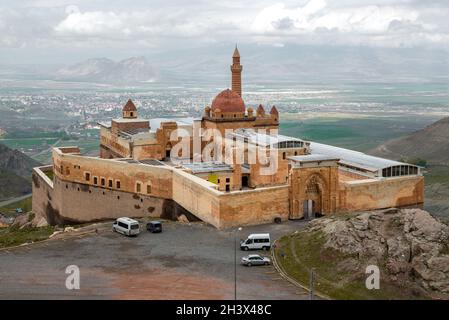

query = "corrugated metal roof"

[
  {"left": 182, "top": 161, "right": 233, "bottom": 174},
  {"left": 230, "top": 128, "right": 305, "bottom": 147},
  {"left": 309, "top": 142, "right": 413, "bottom": 172},
  {"left": 289, "top": 154, "right": 340, "bottom": 163}
]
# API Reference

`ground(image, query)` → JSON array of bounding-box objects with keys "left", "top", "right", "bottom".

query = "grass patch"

[
  {"left": 0, "top": 226, "right": 54, "bottom": 248},
  {"left": 424, "top": 165, "right": 449, "bottom": 185},
  {"left": 275, "top": 229, "right": 428, "bottom": 300},
  {"left": 44, "top": 170, "right": 54, "bottom": 180},
  {"left": 0, "top": 196, "right": 32, "bottom": 216}
]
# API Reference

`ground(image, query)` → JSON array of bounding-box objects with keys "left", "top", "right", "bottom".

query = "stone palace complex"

[{"left": 32, "top": 47, "right": 424, "bottom": 229}]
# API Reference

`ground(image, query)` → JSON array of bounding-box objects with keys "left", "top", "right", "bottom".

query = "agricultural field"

[{"left": 280, "top": 114, "right": 438, "bottom": 153}]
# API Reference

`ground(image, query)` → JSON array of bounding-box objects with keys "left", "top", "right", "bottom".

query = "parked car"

[
  {"left": 146, "top": 221, "right": 162, "bottom": 233},
  {"left": 240, "top": 233, "right": 271, "bottom": 251},
  {"left": 112, "top": 217, "right": 140, "bottom": 236},
  {"left": 241, "top": 254, "right": 271, "bottom": 267}
]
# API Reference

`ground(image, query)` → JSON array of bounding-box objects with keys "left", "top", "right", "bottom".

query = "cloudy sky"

[{"left": 1, "top": 0, "right": 449, "bottom": 64}]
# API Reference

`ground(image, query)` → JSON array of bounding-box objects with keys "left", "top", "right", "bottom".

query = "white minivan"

[
  {"left": 112, "top": 217, "right": 140, "bottom": 236},
  {"left": 240, "top": 233, "right": 271, "bottom": 251}
]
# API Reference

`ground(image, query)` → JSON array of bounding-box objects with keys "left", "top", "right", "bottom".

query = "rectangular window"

[
  {"left": 108, "top": 179, "right": 113, "bottom": 188},
  {"left": 116, "top": 181, "right": 121, "bottom": 189},
  {"left": 101, "top": 178, "right": 105, "bottom": 186},
  {"left": 147, "top": 185, "right": 151, "bottom": 194},
  {"left": 226, "top": 178, "right": 230, "bottom": 183},
  {"left": 136, "top": 183, "right": 141, "bottom": 193},
  {"left": 118, "top": 222, "right": 128, "bottom": 229},
  {"left": 93, "top": 177, "right": 98, "bottom": 185},
  {"left": 85, "top": 172, "right": 90, "bottom": 181}
]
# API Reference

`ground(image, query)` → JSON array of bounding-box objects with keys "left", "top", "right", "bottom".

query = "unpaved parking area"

[{"left": 0, "top": 220, "right": 309, "bottom": 299}]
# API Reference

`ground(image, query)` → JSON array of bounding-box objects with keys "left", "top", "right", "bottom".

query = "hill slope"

[
  {"left": 369, "top": 117, "right": 449, "bottom": 165},
  {"left": 0, "top": 144, "right": 41, "bottom": 201}
]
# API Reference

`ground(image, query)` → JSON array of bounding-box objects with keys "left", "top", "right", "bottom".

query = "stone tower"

[
  {"left": 230, "top": 45, "right": 243, "bottom": 97},
  {"left": 122, "top": 99, "right": 137, "bottom": 119}
]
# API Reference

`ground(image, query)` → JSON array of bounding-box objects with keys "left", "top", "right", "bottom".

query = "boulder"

[
  {"left": 12, "top": 213, "right": 31, "bottom": 228},
  {"left": 307, "top": 208, "right": 449, "bottom": 297},
  {"left": 177, "top": 214, "right": 189, "bottom": 223},
  {"left": 35, "top": 217, "right": 49, "bottom": 228}
]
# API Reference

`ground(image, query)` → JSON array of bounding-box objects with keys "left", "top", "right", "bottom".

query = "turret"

[
  {"left": 122, "top": 99, "right": 137, "bottom": 119},
  {"left": 256, "top": 104, "right": 265, "bottom": 117},
  {"left": 270, "top": 105, "right": 278, "bottom": 122}
]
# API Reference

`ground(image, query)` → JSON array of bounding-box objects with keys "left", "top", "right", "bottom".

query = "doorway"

[
  {"left": 165, "top": 142, "right": 172, "bottom": 160},
  {"left": 303, "top": 200, "right": 316, "bottom": 220},
  {"left": 241, "top": 176, "right": 249, "bottom": 188}
]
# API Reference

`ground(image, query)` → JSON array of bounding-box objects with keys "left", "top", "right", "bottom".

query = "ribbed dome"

[{"left": 211, "top": 89, "right": 245, "bottom": 113}]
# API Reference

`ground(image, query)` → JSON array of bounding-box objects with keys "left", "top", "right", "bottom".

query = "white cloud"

[
  {"left": 55, "top": 10, "right": 124, "bottom": 36},
  {"left": 248, "top": 0, "right": 449, "bottom": 48},
  {"left": 251, "top": 1, "right": 420, "bottom": 34},
  {"left": 1, "top": 0, "right": 449, "bottom": 58}
]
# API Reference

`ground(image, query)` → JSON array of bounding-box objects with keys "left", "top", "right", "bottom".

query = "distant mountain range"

[
  {"left": 369, "top": 117, "right": 449, "bottom": 165},
  {"left": 1, "top": 44, "right": 449, "bottom": 85},
  {"left": 0, "top": 144, "right": 41, "bottom": 201},
  {"left": 55, "top": 56, "right": 157, "bottom": 84}
]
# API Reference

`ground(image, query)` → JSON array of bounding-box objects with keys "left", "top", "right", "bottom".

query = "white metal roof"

[
  {"left": 309, "top": 142, "right": 414, "bottom": 172},
  {"left": 289, "top": 154, "right": 340, "bottom": 163},
  {"left": 230, "top": 128, "right": 305, "bottom": 148}
]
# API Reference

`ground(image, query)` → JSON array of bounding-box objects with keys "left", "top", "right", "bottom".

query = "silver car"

[{"left": 241, "top": 254, "right": 271, "bottom": 266}]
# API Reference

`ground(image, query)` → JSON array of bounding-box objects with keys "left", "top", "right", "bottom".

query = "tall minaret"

[{"left": 230, "top": 45, "right": 243, "bottom": 97}]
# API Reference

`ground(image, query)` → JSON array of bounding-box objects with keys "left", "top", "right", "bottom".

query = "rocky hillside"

[
  {"left": 56, "top": 57, "right": 157, "bottom": 83},
  {"left": 369, "top": 117, "right": 449, "bottom": 165},
  {"left": 0, "top": 143, "right": 40, "bottom": 201},
  {"left": 276, "top": 208, "right": 449, "bottom": 299}
]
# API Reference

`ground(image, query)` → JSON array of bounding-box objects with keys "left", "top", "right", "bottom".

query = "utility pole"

[
  {"left": 309, "top": 268, "right": 315, "bottom": 300},
  {"left": 234, "top": 227, "right": 242, "bottom": 300},
  {"left": 234, "top": 234, "right": 237, "bottom": 300}
]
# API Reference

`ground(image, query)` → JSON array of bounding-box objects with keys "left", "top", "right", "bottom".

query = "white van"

[
  {"left": 112, "top": 217, "right": 140, "bottom": 236},
  {"left": 240, "top": 233, "right": 271, "bottom": 251}
]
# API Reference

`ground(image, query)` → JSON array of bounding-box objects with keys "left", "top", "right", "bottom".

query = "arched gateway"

[{"left": 288, "top": 155, "right": 340, "bottom": 220}]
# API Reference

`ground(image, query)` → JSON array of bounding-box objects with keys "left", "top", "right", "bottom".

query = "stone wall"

[
  {"left": 53, "top": 148, "right": 173, "bottom": 199},
  {"left": 100, "top": 127, "right": 130, "bottom": 158},
  {"left": 217, "top": 185, "right": 290, "bottom": 229},
  {"left": 339, "top": 175, "right": 424, "bottom": 212},
  {"left": 171, "top": 169, "right": 221, "bottom": 227},
  {"left": 32, "top": 165, "right": 197, "bottom": 225},
  {"left": 32, "top": 165, "right": 63, "bottom": 225}
]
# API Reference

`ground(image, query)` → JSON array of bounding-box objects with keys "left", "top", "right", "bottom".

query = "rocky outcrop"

[
  {"left": 309, "top": 208, "right": 449, "bottom": 297},
  {"left": 0, "top": 143, "right": 41, "bottom": 179},
  {"left": 0, "top": 143, "right": 41, "bottom": 201}
]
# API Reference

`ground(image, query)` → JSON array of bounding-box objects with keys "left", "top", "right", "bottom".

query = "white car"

[
  {"left": 112, "top": 217, "right": 140, "bottom": 236},
  {"left": 241, "top": 254, "right": 271, "bottom": 267}
]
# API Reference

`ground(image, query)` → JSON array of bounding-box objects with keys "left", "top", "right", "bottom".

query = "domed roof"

[
  {"left": 211, "top": 89, "right": 245, "bottom": 113},
  {"left": 123, "top": 99, "right": 137, "bottom": 112}
]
